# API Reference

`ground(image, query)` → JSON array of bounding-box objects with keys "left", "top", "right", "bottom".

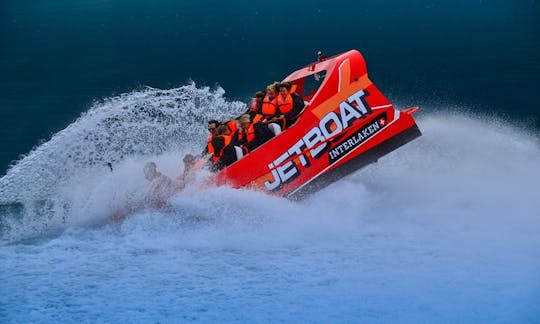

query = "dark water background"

[{"left": 1, "top": 0, "right": 539, "bottom": 174}]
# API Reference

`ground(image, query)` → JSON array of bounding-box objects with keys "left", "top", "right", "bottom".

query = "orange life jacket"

[
  {"left": 248, "top": 98, "right": 259, "bottom": 112},
  {"left": 261, "top": 95, "right": 277, "bottom": 117},
  {"left": 237, "top": 124, "right": 255, "bottom": 143},
  {"left": 212, "top": 134, "right": 231, "bottom": 163},
  {"left": 225, "top": 120, "right": 238, "bottom": 134},
  {"left": 252, "top": 114, "right": 264, "bottom": 124},
  {"left": 289, "top": 84, "right": 297, "bottom": 94},
  {"left": 277, "top": 93, "right": 293, "bottom": 114},
  {"left": 206, "top": 134, "right": 215, "bottom": 154}
]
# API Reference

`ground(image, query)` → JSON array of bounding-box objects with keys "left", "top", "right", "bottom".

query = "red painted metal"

[{"left": 214, "top": 50, "right": 421, "bottom": 198}]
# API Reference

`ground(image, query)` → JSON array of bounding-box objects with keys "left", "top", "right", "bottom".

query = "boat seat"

[
  {"left": 268, "top": 123, "right": 282, "bottom": 136},
  {"left": 234, "top": 146, "right": 244, "bottom": 160}
]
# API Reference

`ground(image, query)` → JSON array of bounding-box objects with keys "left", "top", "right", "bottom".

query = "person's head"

[
  {"left": 255, "top": 91, "right": 265, "bottom": 102},
  {"left": 216, "top": 124, "right": 230, "bottom": 135},
  {"left": 208, "top": 120, "right": 219, "bottom": 134},
  {"left": 266, "top": 82, "right": 279, "bottom": 99},
  {"left": 278, "top": 83, "right": 289, "bottom": 97},
  {"left": 238, "top": 114, "right": 251, "bottom": 129},
  {"left": 282, "top": 81, "right": 292, "bottom": 91},
  {"left": 143, "top": 161, "right": 158, "bottom": 181},
  {"left": 182, "top": 154, "right": 196, "bottom": 169}
]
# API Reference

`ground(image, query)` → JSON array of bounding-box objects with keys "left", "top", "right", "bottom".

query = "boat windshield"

[{"left": 291, "top": 69, "right": 327, "bottom": 103}]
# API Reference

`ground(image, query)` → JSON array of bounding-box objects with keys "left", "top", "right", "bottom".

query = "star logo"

[{"left": 378, "top": 118, "right": 386, "bottom": 126}]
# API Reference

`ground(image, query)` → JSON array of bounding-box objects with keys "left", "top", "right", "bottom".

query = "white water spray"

[
  {"left": 1, "top": 88, "right": 539, "bottom": 322},
  {"left": 0, "top": 84, "right": 245, "bottom": 242},
  {"left": 0, "top": 85, "right": 539, "bottom": 249}
]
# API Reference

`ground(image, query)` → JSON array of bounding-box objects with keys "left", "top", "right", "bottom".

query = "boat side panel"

[
  {"left": 215, "top": 49, "right": 421, "bottom": 198},
  {"left": 271, "top": 106, "right": 418, "bottom": 196},
  {"left": 288, "top": 124, "right": 422, "bottom": 200}
]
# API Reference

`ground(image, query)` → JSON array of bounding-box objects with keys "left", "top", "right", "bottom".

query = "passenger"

[
  {"left": 284, "top": 81, "right": 306, "bottom": 126},
  {"left": 224, "top": 119, "right": 238, "bottom": 138},
  {"left": 202, "top": 119, "right": 219, "bottom": 155},
  {"left": 179, "top": 153, "right": 197, "bottom": 180},
  {"left": 268, "top": 82, "right": 305, "bottom": 129},
  {"left": 143, "top": 161, "right": 175, "bottom": 208},
  {"left": 259, "top": 83, "right": 279, "bottom": 123},
  {"left": 272, "top": 83, "right": 293, "bottom": 129},
  {"left": 108, "top": 161, "right": 175, "bottom": 221},
  {"left": 224, "top": 119, "right": 242, "bottom": 146},
  {"left": 234, "top": 114, "right": 254, "bottom": 147},
  {"left": 216, "top": 114, "right": 274, "bottom": 169},
  {"left": 247, "top": 91, "right": 266, "bottom": 121},
  {"left": 210, "top": 124, "right": 232, "bottom": 163},
  {"left": 237, "top": 114, "right": 274, "bottom": 153}
]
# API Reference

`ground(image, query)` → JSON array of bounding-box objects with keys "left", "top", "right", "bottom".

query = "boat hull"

[
  {"left": 215, "top": 50, "right": 422, "bottom": 198},
  {"left": 288, "top": 123, "right": 421, "bottom": 200}
]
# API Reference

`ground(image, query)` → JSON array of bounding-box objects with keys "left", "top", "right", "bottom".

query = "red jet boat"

[{"left": 215, "top": 50, "right": 421, "bottom": 199}]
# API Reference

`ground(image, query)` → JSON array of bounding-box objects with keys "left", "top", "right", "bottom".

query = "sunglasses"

[{"left": 208, "top": 128, "right": 216, "bottom": 131}]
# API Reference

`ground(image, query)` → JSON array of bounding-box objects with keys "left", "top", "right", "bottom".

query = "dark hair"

[
  {"left": 255, "top": 91, "right": 265, "bottom": 99},
  {"left": 279, "top": 82, "right": 292, "bottom": 90},
  {"left": 216, "top": 124, "right": 230, "bottom": 135},
  {"left": 208, "top": 120, "right": 219, "bottom": 126}
]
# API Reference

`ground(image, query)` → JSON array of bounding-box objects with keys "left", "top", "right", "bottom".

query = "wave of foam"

[
  {"left": 98, "top": 109, "right": 540, "bottom": 254},
  {"left": 0, "top": 84, "right": 539, "bottom": 247},
  {"left": 1, "top": 85, "right": 539, "bottom": 322},
  {"left": 0, "top": 84, "right": 245, "bottom": 243}
]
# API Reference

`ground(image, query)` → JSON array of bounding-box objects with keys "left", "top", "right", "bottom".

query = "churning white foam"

[
  {"left": 0, "top": 84, "right": 245, "bottom": 243},
  {"left": 0, "top": 86, "right": 539, "bottom": 249}
]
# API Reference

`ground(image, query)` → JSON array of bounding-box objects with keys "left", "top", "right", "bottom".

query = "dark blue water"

[{"left": 1, "top": 0, "right": 539, "bottom": 173}]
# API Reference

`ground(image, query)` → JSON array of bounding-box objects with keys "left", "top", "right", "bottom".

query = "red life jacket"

[
  {"left": 289, "top": 84, "right": 297, "bottom": 94},
  {"left": 248, "top": 98, "right": 259, "bottom": 112},
  {"left": 212, "top": 135, "right": 231, "bottom": 163},
  {"left": 237, "top": 124, "right": 255, "bottom": 143},
  {"left": 261, "top": 95, "right": 277, "bottom": 117},
  {"left": 206, "top": 134, "right": 215, "bottom": 154},
  {"left": 252, "top": 114, "right": 264, "bottom": 124},
  {"left": 277, "top": 93, "right": 293, "bottom": 114},
  {"left": 225, "top": 120, "right": 238, "bottom": 134}
]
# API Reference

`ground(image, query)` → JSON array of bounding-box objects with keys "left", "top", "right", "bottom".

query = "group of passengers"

[
  {"left": 204, "top": 81, "right": 305, "bottom": 170},
  {"left": 115, "top": 81, "right": 305, "bottom": 221},
  {"left": 117, "top": 52, "right": 329, "bottom": 220}
]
